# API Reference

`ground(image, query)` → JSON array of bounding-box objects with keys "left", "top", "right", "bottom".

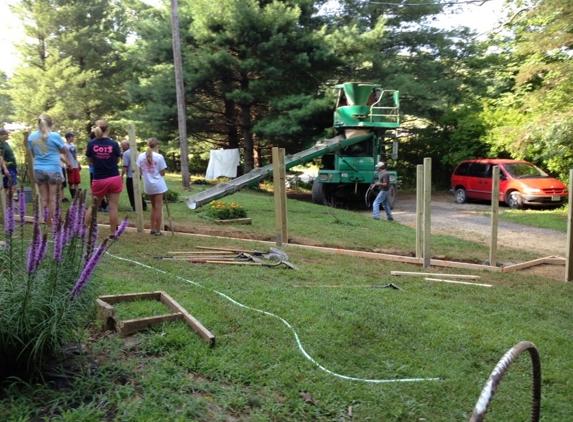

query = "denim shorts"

[{"left": 34, "top": 169, "right": 64, "bottom": 185}]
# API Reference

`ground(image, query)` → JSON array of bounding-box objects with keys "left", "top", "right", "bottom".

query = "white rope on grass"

[{"left": 106, "top": 251, "right": 441, "bottom": 384}]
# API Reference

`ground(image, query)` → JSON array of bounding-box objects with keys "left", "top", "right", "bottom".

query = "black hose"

[
  {"left": 365, "top": 175, "right": 379, "bottom": 208},
  {"left": 469, "top": 341, "right": 541, "bottom": 422}
]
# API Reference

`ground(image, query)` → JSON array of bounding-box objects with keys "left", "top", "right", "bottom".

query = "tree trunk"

[
  {"left": 241, "top": 104, "right": 254, "bottom": 173},
  {"left": 170, "top": 0, "right": 190, "bottom": 188}
]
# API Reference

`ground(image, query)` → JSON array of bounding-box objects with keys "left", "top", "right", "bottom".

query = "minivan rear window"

[
  {"left": 454, "top": 162, "right": 470, "bottom": 176},
  {"left": 467, "top": 163, "right": 488, "bottom": 178}
]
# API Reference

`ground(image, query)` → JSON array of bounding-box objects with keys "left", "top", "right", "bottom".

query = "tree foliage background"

[{"left": 3, "top": 0, "right": 573, "bottom": 186}]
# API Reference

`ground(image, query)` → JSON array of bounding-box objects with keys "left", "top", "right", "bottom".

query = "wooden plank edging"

[{"left": 96, "top": 291, "right": 215, "bottom": 347}]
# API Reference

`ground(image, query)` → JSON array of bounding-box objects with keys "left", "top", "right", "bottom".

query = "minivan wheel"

[
  {"left": 455, "top": 187, "right": 468, "bottom": 204},
  {"left": 506, "top": 191, "right": 523, "bottom": 209}
]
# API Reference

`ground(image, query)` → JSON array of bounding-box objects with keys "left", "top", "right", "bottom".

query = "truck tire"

[{"left": 312, "top": 179, "right": 327, "bottom": 205}]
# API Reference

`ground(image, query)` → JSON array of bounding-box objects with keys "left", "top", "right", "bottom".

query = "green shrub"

[
  {"left": 0, "top": 187, "right": 128, "bottom": 381},
  {"left": 165, "top": 189, "right": 180, "bottom": 203},
  {"left": 204, "top": 201, "right": 247, "bottom": 220}
]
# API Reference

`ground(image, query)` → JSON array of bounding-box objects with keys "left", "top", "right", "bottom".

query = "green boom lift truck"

[
  {"left": 312, "top": 82, "right": 400, "bottom": 208},
  {"left": 184, "top": 82, "right": 400, "bottom": 211}
]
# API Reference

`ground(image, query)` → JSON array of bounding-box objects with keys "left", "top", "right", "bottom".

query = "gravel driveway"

[{"left": 389, "top": 193, "right": 567, "bottom": 258}]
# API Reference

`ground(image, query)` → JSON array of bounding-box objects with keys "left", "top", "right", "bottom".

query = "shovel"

[
  {"left": 195, "top": 246, "right": 289, "bottom": 261},
  {"left": 164, "top": 196, "right": 174, "bottom": 236}
]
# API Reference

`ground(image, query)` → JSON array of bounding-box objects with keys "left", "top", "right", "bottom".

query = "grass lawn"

[{"left": 2, "top": 173, "right": 573, "bottom": 421}]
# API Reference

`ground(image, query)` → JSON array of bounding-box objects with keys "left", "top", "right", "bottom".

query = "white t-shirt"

[{"left": 136, "top": 151, "right": 168, "bottom": 195}]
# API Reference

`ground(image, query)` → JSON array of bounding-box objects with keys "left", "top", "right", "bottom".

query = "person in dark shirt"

[
  {"left": 372, "top": 162, "right": 394, "bottom": 221},
  {"left": 84, "top": 120, "right": 123, "bottom": 238},
  {"left": 0, "top": 128, "right": 18, "bottom": 203}
]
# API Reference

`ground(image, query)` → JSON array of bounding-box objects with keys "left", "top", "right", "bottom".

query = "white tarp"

[{"left": 205, "top": 149, "right": 241, "bottom": 180}]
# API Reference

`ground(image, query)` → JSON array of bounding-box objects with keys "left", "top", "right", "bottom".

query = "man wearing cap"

[
  {"left": 64, "top": 132, "right": 81, "bottom": 199},
  {"left": 372, "top": 162, "right": 394, "bottom": 221},
  {"left": 121, "top": 140, "right": 147, "bottom": 212},
  {"left": 0, "top": 128, "right": 18, "bottom": 202}
]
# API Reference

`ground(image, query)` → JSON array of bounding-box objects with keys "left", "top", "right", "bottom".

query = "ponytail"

[
  {"left": 38, "top": 113, "right": 53, "bottom": 141},
  {"left": 146, "top": 137, "right": 159, "bottom": 165}
]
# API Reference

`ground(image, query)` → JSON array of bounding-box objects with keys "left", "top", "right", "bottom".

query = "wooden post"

[
  {"left": 489, "top": 166, "right": 500, "bottom": 266},
  {"left": 127, "top": 124, "right": 144, "bottom": 233},
  {"left": 565, "top": 169, "right": 573, "bottom": 281},
  {"left": 23, "top": 131, "right": 37, "bottom": 198},
  {"left": 416, "top": 164, "right": 423, "bottom": 258},
  {"left": 272, "top": 147, "right": 288, "bottom": 246},
  {"left": 423, "top": 158, "right": 432, "bottom": 268}
]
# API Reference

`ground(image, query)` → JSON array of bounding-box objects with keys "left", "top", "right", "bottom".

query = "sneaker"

[
  {"left": 62, "top": 198, "right": 70, "bottom": 203},
  {"left": 109, "top": 234, "right": 117, "bottom": 239},
  {"left": 373, "top": 216, "right": 380, "bottom": 220},
  {"left": 387, "top": 217, "right": 394, "bottom": 221},
  {"left": 150, "top": 230, "right": 157, "bottom": 235},
  {"left": 154, "top": 232, "right": 164, "bottom": 236}
]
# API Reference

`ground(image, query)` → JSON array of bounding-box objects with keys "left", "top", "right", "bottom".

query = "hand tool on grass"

[
  {"left": 195, "top": 246, "right": 289, "bottom": 261},
  {"left": 164, "top": 196, "right": 174, "bottom": 236}
]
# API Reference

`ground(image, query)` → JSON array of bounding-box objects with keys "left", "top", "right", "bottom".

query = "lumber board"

[
  {"left": 543, "top": 257, "right": 565, "bottom": 266},
  {"left": 176, "top": 233, "right": 506, "bottom": 272},
  {"left": 96, "top": 298, "right": 117, "bottom": 331},
  {"left": 216, "top": 218, "right": 252, "bottom": 225},
  {"left": 117, "top": 313, "right": 183, "bottom": 337},
  {"left": 98, "top": 291, "right": 162, "bottom": 304},
  {"left": 502, "top": 258, "right": 548, "bottom": 272},
  {"left": 97, "top": 291, "right": 216, "bottom": 346},
  {"left": 160, "top": 292, "right": 216, "bottom": 347},
  {"left": 167, "top": 251, "right": 236, "bottom": 254},
  {"left": 391, "top": 271, "right": 480, "bottom": 279},
  {"left": 425, "top": 278, "right": 493, "bottom": 288}
]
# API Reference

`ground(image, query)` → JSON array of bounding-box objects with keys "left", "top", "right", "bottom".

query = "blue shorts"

[{"left": 3, "top": 167, "right": 17, "bottom": 188}]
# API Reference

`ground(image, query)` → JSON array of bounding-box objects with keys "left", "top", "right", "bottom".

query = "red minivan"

[{"left": 450, "top": 159, "right": 568, "bottom": 209}]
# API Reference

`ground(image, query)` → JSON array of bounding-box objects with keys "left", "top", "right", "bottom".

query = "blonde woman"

[
  {"left": 27, "top": 114, "right": 66, "bottom": 228},
  {"left": 136, "top": 137, "right": 168, "bottom": 235},
  {"left": 84, "top": 120, "right": 123, "bottom": 238}
]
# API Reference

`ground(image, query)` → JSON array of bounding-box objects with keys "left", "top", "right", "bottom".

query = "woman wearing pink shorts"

[{"left": 84, "top": 120, "right": 123, "bottom": 238}]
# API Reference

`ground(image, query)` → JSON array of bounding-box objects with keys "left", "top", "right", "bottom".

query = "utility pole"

[{"left": 170, "top": 0, "right": 190, "bottom": 188}]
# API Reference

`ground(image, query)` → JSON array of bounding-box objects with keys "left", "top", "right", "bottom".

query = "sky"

[{"left": 0, "top": 0, "right": 505, "bottom": 77}]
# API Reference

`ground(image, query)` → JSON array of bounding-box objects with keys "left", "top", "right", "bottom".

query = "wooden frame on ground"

[{"left": 96, "top": 291, "right": 215, "bottom": 347}]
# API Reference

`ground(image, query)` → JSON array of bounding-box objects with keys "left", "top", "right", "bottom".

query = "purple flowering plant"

[{"left": 0, "top": 185, "right": 129, "bottom": 378}]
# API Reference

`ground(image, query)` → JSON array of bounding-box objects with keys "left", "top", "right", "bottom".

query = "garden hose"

[{"left": 365, "top": 175, "right": 379, "bottom": 208}]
